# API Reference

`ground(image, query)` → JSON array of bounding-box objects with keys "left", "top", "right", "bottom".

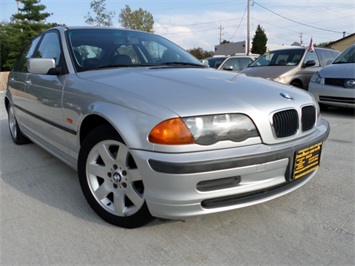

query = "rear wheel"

[
  {"left": 78, "top": 125, "right": 153, "bottom": 228},
  {"left": 7, "top": 103, "right": 30, "bottom": 144}
]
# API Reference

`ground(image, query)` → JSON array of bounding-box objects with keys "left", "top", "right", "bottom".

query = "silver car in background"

[
  {"left": 200, "top": 56, "right": 228, "bottom": 68},
  {"left": 5, "top": 26, "right": 330, "bottom": 228},
  {"left": 241, "top": 47, "right": 340, "bottom": 90},
  {"left": 218, "top": 55, "right": 256, "bottom": 72},
  {"left": 309, "top": 45, "right": 355, "bottom": 109}
]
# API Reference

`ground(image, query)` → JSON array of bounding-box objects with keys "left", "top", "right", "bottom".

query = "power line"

[
  {"left": 253, "top": 1, "right": 344, "bottom": 34},
  {"left": 154, "top": 18, "right": 238, "bottom": 30},
  {"left": 228, "top": 3, "right": 248, "bottom": 42}
]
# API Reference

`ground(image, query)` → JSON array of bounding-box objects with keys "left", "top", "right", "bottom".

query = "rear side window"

[
  {"left": 14, "top": 36, "right": 41, "bottom": 72},
  {"left": 317, "top": 49, "right": 340, "bottom": 66}
]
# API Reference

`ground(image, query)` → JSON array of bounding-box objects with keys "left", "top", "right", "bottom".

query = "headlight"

[
  {"left": 273, "top": 76, "right": 290, "bottom": 84},
  {"left": 149, "top": 114, "right": 259, "bottom": 145},
  {"left": 310, "top": 72, "right": 322, "bottom": 84}
]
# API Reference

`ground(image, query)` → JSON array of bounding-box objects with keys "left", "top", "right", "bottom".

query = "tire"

[
  {"left": 319, "top": 103, "right": 328, "bottom": 111},
  {"left": 78, "top": 125, "right": 153, "bottom": 228},
  {"left": 290, "top": 80, "right": 303, "bottom": 89},
  {"left": 7, "top": 103, "right": 30, "bottom": 144}
]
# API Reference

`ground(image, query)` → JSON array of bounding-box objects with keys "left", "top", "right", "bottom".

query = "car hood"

[
  {"left": 76, "top": 67, "right": 312, "bottom": 118},
  {"left": 240, "top": 66, "right": 296, "bottom": 79},
  {"left": 319, "top": 63, "right": 355, "bottom": 78}
]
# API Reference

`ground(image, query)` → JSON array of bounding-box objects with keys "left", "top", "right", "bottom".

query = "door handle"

[{"left": 25, "top": 80, "right": 32, "bottom": 85}]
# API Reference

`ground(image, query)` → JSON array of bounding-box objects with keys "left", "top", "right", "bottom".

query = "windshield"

[
  {"left": 249, "top": 48, "right": 305, "bottom": 67},
  {"left": 66, "top": 29, "right": 203, "bottom": 72},
  {"left": 332, "top": 45, "right": 355, "bottom": 64}
]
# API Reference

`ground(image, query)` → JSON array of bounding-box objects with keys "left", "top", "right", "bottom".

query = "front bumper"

[
  {"left": 309, "top": 82, "right": 355, "bottom": 108},
  {"left": 131, "top": 118, "right": 330, "bottom": 220}
]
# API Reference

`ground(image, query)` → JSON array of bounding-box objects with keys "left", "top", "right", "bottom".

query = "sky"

[{"left": 1, "top": 0, "right": 354, "bottom": 51}]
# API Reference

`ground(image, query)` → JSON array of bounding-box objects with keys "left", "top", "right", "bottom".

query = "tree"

[
  {"left": 187, "top": 47, "right": 214, "bottom": 60},
  {"left": 1, "top": 0, "right": 58, "bottom": 70},
  {"left": 85, "top": 0, "right": 115, "bottom": 26},
  {"left": 316, "top": 41, "right": 332, "bottom": 48},
  {"left": 251, "top": 25, "right": 268, "bottom": 55},
  {"left": 12, "top": 0, "right": 52, "bottom": 22},
  {"left": 119, "top": 5, "right": 154, "bottom": 33},
  {"left": 0, "top": 22, "right": 12, "bottom": 70}
]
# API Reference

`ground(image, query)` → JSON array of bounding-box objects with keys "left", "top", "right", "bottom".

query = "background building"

[{"left": 328, "top": 33, "right": 355, "bottom": 52}]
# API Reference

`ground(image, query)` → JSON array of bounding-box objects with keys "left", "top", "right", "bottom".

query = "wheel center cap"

[{"left": 113, "top": 173, "right": 121, "bottom": 182}]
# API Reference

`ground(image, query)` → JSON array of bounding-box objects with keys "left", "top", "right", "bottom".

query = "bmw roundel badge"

[{"left": 280, "top": 92, "right": 294, "bottom": 100}]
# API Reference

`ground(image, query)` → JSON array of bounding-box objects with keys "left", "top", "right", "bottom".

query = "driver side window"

[
  {"left": 304, "top": 50, "right": 320, "bottom": 66},
  {"left": 35, "top": 31, "right": 62, "bottom": 67}
]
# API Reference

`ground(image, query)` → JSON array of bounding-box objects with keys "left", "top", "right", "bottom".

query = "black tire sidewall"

[{"left": 78, "top": 125, "right": 153, "bottom": 228}]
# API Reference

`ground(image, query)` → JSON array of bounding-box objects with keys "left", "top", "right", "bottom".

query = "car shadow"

[
  {"left": 320, "top": 106, "right": 355, "bottom": 117},
  {"left": 0, "top": 117, "right": 179, "bottom": 228}
]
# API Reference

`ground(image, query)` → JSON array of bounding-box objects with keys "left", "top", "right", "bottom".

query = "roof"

[{"left": 330, "top": 33, "right": 355, "bottom": 45}]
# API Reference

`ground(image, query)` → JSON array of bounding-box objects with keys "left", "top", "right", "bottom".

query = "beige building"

[{"left": 328, "top": 33, "right": 355, "bottom": 52}]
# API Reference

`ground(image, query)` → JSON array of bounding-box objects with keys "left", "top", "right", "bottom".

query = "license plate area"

[{"left": 293, "top": 142, "right": 323, "bottom": 179}]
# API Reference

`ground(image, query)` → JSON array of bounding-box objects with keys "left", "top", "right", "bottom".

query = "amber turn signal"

[{"left": 149, "top": 118, "right": 195, "bottom": 145}]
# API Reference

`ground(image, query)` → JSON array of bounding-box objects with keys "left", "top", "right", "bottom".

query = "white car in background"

[
  {"left": 218, "top": 55, "right": 256, "bottom": 72},
  {"left": 309, "top": 44, "right": 355, "bottom": 109},
  {"left": 200, "top": 56, "right": 228, "bottom": 68}
]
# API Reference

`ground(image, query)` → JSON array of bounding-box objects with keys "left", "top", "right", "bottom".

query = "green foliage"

[
  {"left": 187, "top": 47, "right": 214, "bottom": 60},
  {"left": 12, "top": 0, "right": 52, "bottom": 22},
  {"left": 316, "top": 42, "right": 332, "bottom": 48},
  {"left": 251, "top": 25, "right": 268, "bottom": 55},
  {"left": 85, "top": 0, "right": 115, "bottom": 26},
  {"left": 1, "top": 0, "right": 59, "bottom": 71},
  {"left": 119, "top": 5, "right": 154, "bottom": 33}
]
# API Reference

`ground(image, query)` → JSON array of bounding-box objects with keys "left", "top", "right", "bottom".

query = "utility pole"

[
  {"left": 299, "top": 33, "right": 303, "bottom": 45},
  {"left": 16, "top": 0, "right": 21, "bottom": 13},
  {"left": 247, "top": 0, "right": 250, "bottom": 55},
  {"left": 218, "top": 25, "right": 224, "bottom": 44}
]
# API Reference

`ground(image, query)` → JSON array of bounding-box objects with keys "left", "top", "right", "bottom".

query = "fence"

[{"left": 0, "top": 72, "right": 9, "bottom": 91}]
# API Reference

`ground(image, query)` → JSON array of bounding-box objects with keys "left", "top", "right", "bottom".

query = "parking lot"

[{"left": 0, "top": 91, "right": 354, "bottom": 265}]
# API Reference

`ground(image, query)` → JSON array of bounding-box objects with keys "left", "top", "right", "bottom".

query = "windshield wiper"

[
  {"left": 332, "top": 61, "right": 352, "bottom": 64},
  {"left": 89, "top": 62, "right": 206, "bottom": 71},
  {"left": 157, "top": 62, "right": 207, "bottom": 68},
  {"left": 95, "top": 64, "right": 156, "bottom": 70}
]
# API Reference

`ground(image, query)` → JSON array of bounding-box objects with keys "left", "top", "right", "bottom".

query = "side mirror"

[
  {"left": 303, "top": 60, "right": 316, "bottom": 68},
  {"left": 27, "top": 58, "right": 59, "bottom": 74},
  {"left": 223, "top": 66, "right": 234, "bottom": 71}
]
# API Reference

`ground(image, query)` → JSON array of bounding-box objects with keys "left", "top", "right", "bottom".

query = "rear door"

[{"left": 7, "top": 36, "right": 41, "bottom": 123}]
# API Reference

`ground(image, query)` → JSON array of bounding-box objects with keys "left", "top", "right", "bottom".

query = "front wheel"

[
  {"left": 78, "top": 125, "right": 153, "bottom": 228},
  {"left": 290, "top": 80, "right": 303, "bottom": 89}
]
